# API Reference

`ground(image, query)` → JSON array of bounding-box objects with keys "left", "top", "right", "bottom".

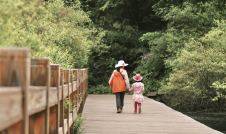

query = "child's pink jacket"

[{"left": 130, "top": 82, "right": 144, "bottom": 103}]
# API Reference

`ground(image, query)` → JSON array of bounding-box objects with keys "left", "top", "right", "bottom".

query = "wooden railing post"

[
  {"left": 0, "top": 48, "right": 30, "bottom": 134},
  {"left": 49, "top": 64, "right": 60, "bottom": 134},
  {"left": 59, "top": 68, "right": 64, "bottom": 134},
  {"left": 77, "top": 69, "right": 88, "bottom": 114},
  {"left": 71, "top": 69, "right": 78, "bottom": 120},
  {"left": 63, "top": 69, "right": 70, "bottom": 134},
  {"left": 29, "top": 59, "right": 50, "bottom": 134}
]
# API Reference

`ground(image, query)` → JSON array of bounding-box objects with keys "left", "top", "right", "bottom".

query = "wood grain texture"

[
  {"left": 0, "top": 48, "right": 30, "bottom": 134},
  {"left": 28, "top": 86, "right": 47, "bottom": 115},
  {"left": 59, "top": 86, "right": 63, "bottom": 101},
  {"left": 72, "top": 82, "right": 77, "bottom": 91},
  {"left": 5, "top": 122, "right": 23, "bottom": 134},
  {"left": 63, "top": 85, "right": 69, "bottom": 98},
  {"left": 63, "top": 119, "right": 68, "bottom": 134},
  {"left": 31, "top": 59, "right": 49, "bottom": 86},
  {"left": 29, "top": 112, "right": 45, "bottom": 134},
  {"left": 0, "top": 87, "right": 22, "bottom": 130},
  {"left": 49, "top": 87, "right": 58, "bottom": 106},
  {"left": 58, "top": 127, "right": 63, "bottom": 134},
  {"left": 50, "top": 65, "right": 60, "bottom": 87},
  {"left": 83, "top": 95, "right": 223, "bottom": 134},
  {"left": 0, "top": 48, "right": 29, "bottom": 86},
  {"left": 69, "top": 83, "right": 72, "bottom": 95},
  {"left": 0, "top": 48, "right": 88, "bottom": 134},
  {"left": 49, "top": 106, "right": 58, "bottom": 134},
  {"left": 63, "top": 70, "right": 69, "bottom": 84},
  {"left": 30, "top": 58, "right": 50, "bottom": 134}
]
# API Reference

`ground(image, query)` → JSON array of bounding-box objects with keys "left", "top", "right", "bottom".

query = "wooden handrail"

[{"left": 0, "top": 48, "right": 88, "bottom": 134}]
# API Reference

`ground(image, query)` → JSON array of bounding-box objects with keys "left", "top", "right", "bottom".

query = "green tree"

[
  {"left": 0, "top": 0, "right": 100, "bottom": 68},
  {"left": 80, "top": 0, "right": 164, "bottom": 86},
  {"left": 161, "top": 20, "right": 226, "bottom": 111}
]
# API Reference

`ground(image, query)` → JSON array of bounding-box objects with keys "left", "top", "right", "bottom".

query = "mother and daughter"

[{"left": 108, "top": 60, "right": 144, "bottom": 114}]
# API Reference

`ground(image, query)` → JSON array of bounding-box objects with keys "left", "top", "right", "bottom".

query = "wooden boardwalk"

[{"left": 83, "top": 95, "right": 222, "bottom": 134}]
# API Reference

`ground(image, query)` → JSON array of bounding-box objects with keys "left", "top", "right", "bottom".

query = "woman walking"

[{"left": 108, "top": 60, "right": 130, "bottom": 113}]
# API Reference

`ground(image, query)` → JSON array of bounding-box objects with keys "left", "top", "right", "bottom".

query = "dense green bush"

[
  {"left": 134, "top": 0, "right": 226, "bottom": 111},
  {"left": 72, "top": 114, "right": 84, "bottom": 134},
  {"left": 161, "top": 20, "right": 226, "bottom": 111},
  {"left": 0, "top": 0, "right": 101, "bottom": 67}
]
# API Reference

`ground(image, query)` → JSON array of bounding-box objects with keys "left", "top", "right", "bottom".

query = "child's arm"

[{"left": 129, "top": 85, "right": 133, "bottom": 91}]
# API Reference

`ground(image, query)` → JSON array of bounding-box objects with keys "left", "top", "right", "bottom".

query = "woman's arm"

[
  {"left": 120, "top": 69, "right": 130, "bottom": 89},
  {"left": 108, "top": 70, "right": 115, "bottom": 86}
]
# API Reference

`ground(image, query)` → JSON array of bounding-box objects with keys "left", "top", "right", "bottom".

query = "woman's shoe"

[{"left": 117, "top": 108, "right": 122, "bottom": 113}]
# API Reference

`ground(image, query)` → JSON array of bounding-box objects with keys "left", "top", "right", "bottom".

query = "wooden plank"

[
  {"left": 72, "top": 109, "right": 78, "bottom": 121},
  {"left": 83, "top": 95, "right": 222, "bottom": 134},
  {"left": 50, "top": 64, "right": 60, "bottom": 87},
  {"left": 69, "top": 83, "right": 72, "bottom": 95},
  {"left": 49, "top": 87, "right": 58, "bottom": 107},
  {"left": 58, "top": 127, "right": 63, "bottom": 134},
  {"left": 69, "top": 70, "right": 73, "bottom": 92},
  {"left": 59, "top": 86, "right": 63, "bottom": 101},
  {"left": 63, "top": 70, "right": 69, "bottom": 84},
  {"left": 63, "top": 119, "right": 68, "bottom": 134},
  {"left": 50, "top": 64, "right": 60, "bottom": 134},
  {"left": 71, "top": 81, "right": 77, "bottom": 118},
  {"left": 1, "top": 121, "right": 23, "bottom": 134},
  {"left": 49, "top": 106, "right": 58, "bottom": 134},
  {"left": 29, "top": 112, "right": 45, "bottom": 134},
  {"left": 59, "top": 69, "right": 64, "bottom": 133},
  {"left": 63, "top": 69, "right": 70, "bottom": 99},
  {"left": 72, "top": 82, "right": 77, "bottom": 92},
  {"left": 31, "top": 59, "right": 49, "bottom": 86},
  {"left": 28, "top": 86, "right": 47, "bottom": 115},
  {"left": 76, "top": 69, "right": 81, "bottom": 109},
  {"left": 77, "top": 70, "right": 87, "bottom": 114},
  {"left": 71, "top": 69, "right": 78, "bottom": 117},
  {"left": 29, "top": 59, "right": 50, "bottom": 134},
  {"left": 69, "top": 113, "right": 73, "bottom": 127},
  {"left": 0, "top": 87, "right": 22, "bottom": 130},
  {"left": 63, "top": 84, "right": 69, "bottom": 98},
  {"left": 0, "top": 48, "right": 29, "bottom": 86},
  {"left": 0, "top": 48, "right": 30, "bottom": 134},
  {"left": 63, "top": 67, "right": 71, "bottom": 134}
]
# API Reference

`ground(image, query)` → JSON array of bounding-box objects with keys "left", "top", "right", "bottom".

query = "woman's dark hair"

[{"left": 116, "top": 67, "right": 120, "bottom": 72}]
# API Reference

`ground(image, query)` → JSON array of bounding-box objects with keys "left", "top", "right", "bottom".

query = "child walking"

[{"left": 129, "top": 73, "right": 144, "bottom": 114}]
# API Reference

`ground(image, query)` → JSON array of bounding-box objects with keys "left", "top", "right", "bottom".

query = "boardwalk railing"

[{"left": 0, "top": 48, "right": 88, "bottom": 134}]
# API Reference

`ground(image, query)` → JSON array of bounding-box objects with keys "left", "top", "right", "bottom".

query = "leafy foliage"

[
  {"left": 80, "top": 0, "right": 164, "bottom": 86},
  {"left": 72, "top": 114, "right": 84, "bottom": 134},
  {"left": 135, "top": 0, "right": 226, "bottom": 111},
  {"left": 161, "top": 20, "right": 226, "bottom": 111},
  {"left": 0, "top": 0, "right": 100, "bottom": 67}
]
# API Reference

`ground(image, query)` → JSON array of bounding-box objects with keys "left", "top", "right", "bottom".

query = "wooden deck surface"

[{"left": 82, "top": 95, "right": 222, "bottom": 134}]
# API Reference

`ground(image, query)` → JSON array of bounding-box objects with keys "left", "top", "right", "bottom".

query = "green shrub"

[
  {"left": 72, "top": 115, "right": 84, "bottom": 134},
  {"left": 0, "top": 0, "right": 103, "bottom": 68}
]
